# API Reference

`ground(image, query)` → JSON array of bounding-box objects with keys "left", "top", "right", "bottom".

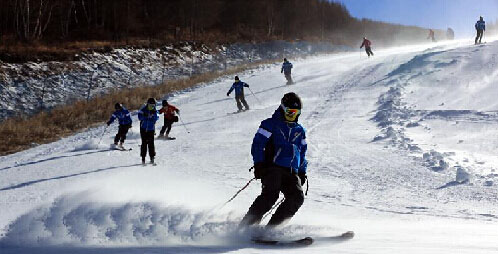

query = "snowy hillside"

[{"left": 1, "top": 38, "right": 497, "bottom": 254}]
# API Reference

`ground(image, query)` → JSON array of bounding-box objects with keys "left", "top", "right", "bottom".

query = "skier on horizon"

[
  {"left": 138, "top": 98, "right": 159, "bottom": 165},
  {"left": 158, "top": 100, "right": 179, "bottom": 140},
  {"left": 106, "top": 103, "right": 132, "bottom": 150},
  {"left": 281, "top": 58, "right": 293, "bottom": 84},
  {"left": 227, "top": 76, "right": 250, "bottom": 112},
  {"left": 360, "top": 37, "right": 374, "bottom": 57},
  {"left": 475, "top": 16, "right": 485, "bottom": 45},
  {"left": 427, "top": 29, "right": 436, "bottom": 42},
  {"left": 240, "top": 92, "right": 308, "bottom": 228}
]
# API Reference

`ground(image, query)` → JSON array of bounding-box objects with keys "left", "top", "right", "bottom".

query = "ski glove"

[
  {"left": 298, "top": 173, "right": 307, "bottom": 186},
  {"left": 227, "top": 92, "right": 230, "bottom": 97},
  {"left": 253, "top": 162, "right": 266, "bottom": 179}
]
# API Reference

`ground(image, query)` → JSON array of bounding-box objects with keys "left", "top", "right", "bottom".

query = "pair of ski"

[
  {"left": 157, "top": 136, "right": 176, "bottom": 140},
  {"left": 252, "top": 231, "right": 354, "bottom": 246}
]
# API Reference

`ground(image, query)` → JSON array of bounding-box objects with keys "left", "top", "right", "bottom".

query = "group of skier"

[
  {"left": 104, "top": 15, "right": 488, "bottom": 229},
  {"left": 106, "top": 98, "right": 180, "bottom": 165}
]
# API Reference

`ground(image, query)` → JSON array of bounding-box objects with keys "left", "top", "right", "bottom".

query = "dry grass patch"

[{"left": 0, "top": 59, "right": 277, "bottom": 156}]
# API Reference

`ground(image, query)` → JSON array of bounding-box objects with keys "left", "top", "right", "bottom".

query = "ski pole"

[
  {"left": 97, "top": 125, "right": 108, "bottom": 146},
  {"left": 248, "top": 87, "right": 262, "bottom": 105},
  {"left": 222, "top": 176, "right": 256, "bottom": 207},
  {"left": 178, "top": 114, "right": 191, "bottom": 134},
  {"left": 262, "top": 197, "right": 285, "bottom": 220}
]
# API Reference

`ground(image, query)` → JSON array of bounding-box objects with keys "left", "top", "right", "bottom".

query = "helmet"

[
  {"left": 114, "top": 103, "right": 122, "bottom": 110},
  {"left": 284, "top": 58, "right": 288, "bottom": 62},
  {"left": 162, "top": 100, "right": 168, "bottom": 106},
  {"left": 363, "top": 37, "right": 367, "bottom": 40},
  {"left": 281, "top": 92, "right": 302, "bottom": 122},
  {"left": 147, "top": 98, "right": 156, "bottom": 105},
  {"left": 234, "top": 76, "right": 239, "bottom": 81},
  {"left": 480, "top": 16, "right": 483, "bottom": 21},
  {"left": 281, "top": 92, "right": 302, "bottom": 109}
]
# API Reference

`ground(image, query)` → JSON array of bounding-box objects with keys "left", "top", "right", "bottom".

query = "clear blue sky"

[{"left": 337, "top": 0, "right": 498, "bottom": 38}]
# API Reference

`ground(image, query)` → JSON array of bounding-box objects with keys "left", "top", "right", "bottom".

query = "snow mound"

[{"left": 0, "top": 193, "right": 329, "bottom": 247}]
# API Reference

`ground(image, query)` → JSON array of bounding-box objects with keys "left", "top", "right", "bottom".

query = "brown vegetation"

[{"left": 0, "top": 58, "right": 278, "bottom": 155}]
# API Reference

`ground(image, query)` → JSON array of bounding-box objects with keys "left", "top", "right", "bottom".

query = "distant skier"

[
  {"left": 106, "top": 103, "right": 132, "bottom": 150},
  {"left": 281, "top": 58, "right": 293, "bottom": 84},
  {"left": 427, "top": 29, "right": 436, "bottom": 42},
  {"left": 475, "top": 16, "right": 485, "bottom": 45},
  {"left": 227, "top": 76, "right": 250, "bottom": 112},
  {"left": 158, "top": 100, "right": 179, "bottom": 140},
  {"left": 360, "top": 37, "right": 374, "bottom": 57},
  {"left": 240, "top": 92, "right": 308, "bottom": 228},
  {"left": 138, "top": 98, "right": 159, "bottom": 165}
]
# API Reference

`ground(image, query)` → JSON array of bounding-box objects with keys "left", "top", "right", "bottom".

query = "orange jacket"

[{"left": 159, "top": 105, "right": 179, "bottom": 120}]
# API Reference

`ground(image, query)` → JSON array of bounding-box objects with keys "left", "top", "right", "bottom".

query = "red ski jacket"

[
  {"left": 159, "top": 105, "right": 179, "bottom": 120},
  {"left": 360, "top": 39, "right": 372, "bottom": 48}
]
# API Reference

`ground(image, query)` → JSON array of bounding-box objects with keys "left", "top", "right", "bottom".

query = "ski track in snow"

[{"left": 1, "top": 39, "right": 498, "bottom": 253}]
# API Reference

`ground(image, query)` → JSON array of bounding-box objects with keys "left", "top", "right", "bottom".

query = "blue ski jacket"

[
  {"left": 476, "top": 20, "right": 485, "bottom": 30},
  {"left": 251, "top": 108, "right": 308, "bottom": 174},
  {"left": 227, "top": 81, "right": 249, "bottom": 96},
  {"left": 138, "top": 105, "right": 159, "bottom": 131},
  {"left": 281, "top": 61, "right": 293, "bottom": 74},
  {"left": 107, "top": 108, "right": 132, "bottom": 126}
]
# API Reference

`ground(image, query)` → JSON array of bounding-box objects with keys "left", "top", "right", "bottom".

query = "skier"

[
  {"left": 158, "top": 100, "right": 180, "bottom": 140},
  {"left": 475, "top": 16, "right": 485, "bottom": 45},
  {"left": 281, "top": 58, "right": 293, "bottom": 84},
  {"left": 360, "top": 37, "right": 374, "bottom": 57},
  {"left": 427, "top": 29, "right": 436, "bottom": 42},
  {"left": 138, "top": 98, "right": 159, "bottom": 165},
  {"left": 227, "top": 76, "right": 250, "bottom": 112},
  {"left": 106, "top": 103, "right": 132, "bottom": 150},
  {"left": 240, "top": 92, "right": 308, "bottom": 228}
]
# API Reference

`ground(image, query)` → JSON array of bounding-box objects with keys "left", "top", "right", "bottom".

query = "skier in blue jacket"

[
  {"left": 281, "top": 58, "right": 293, "bottom": 84},
  {"left": 227, "top": 76, "right": 250, "bottom": 112},
  {"left": 475, "top": 16, "right": 485, "bottom": 45},
  {"left": 138, "top": 98, "right": 159, "bottom": 164},
  {"left": 240, "top": 92, "right": 308, "bottom": 227},
  {"left": 107, "top": 103, "right": 132, "bottom": 149}
]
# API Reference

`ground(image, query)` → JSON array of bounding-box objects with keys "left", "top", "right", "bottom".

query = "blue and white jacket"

[
  {"left": 138, "top": 105, "right": 159, "bottom": 131},
  {"left": 251, "top": 108, "right": 308, "bottom": 174},
  {"left": 281, "top": 61, "right": 293, "bottom": 74},
  {"left": 107, "top": 108, "right": 132, "bottom": 126},
  {"left": 476, "top": 20, "right": 486, "bottom": 30},
  {"left": 227, "top": 81, "right": 249, "bottom": 96}
]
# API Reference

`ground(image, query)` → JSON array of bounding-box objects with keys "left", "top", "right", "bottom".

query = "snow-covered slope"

[{"left": 0, "top": 39, "right": 497, "bottom": 254}]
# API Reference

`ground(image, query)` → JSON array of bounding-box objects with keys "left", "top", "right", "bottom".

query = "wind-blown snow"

[{"left": 1, "top": 38, "right": 498, "bottom": 253}]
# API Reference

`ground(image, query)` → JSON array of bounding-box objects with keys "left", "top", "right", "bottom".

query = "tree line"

[{"left": 0, "top": 0, "right": 440, "bottom": 47}]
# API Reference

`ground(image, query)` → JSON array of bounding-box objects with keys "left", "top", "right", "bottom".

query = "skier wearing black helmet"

[
  {"left": 240, "top": 92, "right": 308, "bottom": 228},
  {"left": 106, "top": 103, "right": 132, "bottom": 150},
  {"left": 281, "top": 58, "right": 293, "bottom": 84},
  {"left": 475, "top": 16, "right": 485, "bottom": 45},
  {"left": 138, "top": 98, "right": 159, "bottom": 165},
  {"left": 227, "top": 76, "right": 250, "bottom": 112}
]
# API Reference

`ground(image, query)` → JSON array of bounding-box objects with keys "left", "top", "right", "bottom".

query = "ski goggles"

[
  {"left": 147, "top": 103, "right": 156, "bottom": 110},
  {"left": 281, "top": 104, "right": 301, "bottom": 121}
]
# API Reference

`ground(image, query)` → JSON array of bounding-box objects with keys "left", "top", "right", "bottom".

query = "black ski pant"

[
  {"left": 114, "top": 124, "right": 131, "bottom": 144},
  {"left": 365, "top": 46, "right": 374, "bottom": 57},
  {"left": 160, "top": 118, "right": 176, "bottom": 136},
  {"left": 240, "top": 166, "right": 304, "bottom": 227},
  {"left": 235, "top": 93, "right": 249, "bottom": 111},
  {"left": 140, "top": 129, "right": 155, "bottom": 159},
  {"left": 475, "top": 29, "right": 484, "bottom": 44},
  {"left": 284, "top": 72, "right": 293, "bottom": 84}
]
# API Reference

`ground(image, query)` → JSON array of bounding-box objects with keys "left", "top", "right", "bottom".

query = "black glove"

[
  {"left": 227, "top": 92, "right": 230, "bottom": 97},
  {"left": 253, "top": 162, "right": 266, "bottom": 179},
  {"left": 106, "top": 121, "right": 111, "bottom": 126},
  {"left": 298, "top": 173, "right": 307, "bottom": 186}
]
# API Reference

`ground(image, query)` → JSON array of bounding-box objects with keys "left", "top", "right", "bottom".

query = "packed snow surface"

[{"left": 1, "top": 38, "right": 498, "bottom": 253}]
